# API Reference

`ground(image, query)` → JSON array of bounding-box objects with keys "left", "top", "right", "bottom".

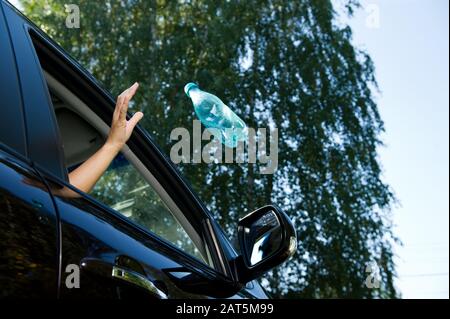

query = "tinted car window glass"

[{"left": 0, "top": 6, "right": 26, "bottom": 155}]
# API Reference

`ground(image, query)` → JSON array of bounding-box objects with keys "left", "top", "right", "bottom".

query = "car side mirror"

[{"left": 235, "top": 205, "right": 297, "bottom": 283}]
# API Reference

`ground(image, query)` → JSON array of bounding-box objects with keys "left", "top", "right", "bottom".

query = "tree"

[{"left": 21, "top": 0, "right": 398, "bottom": 298}]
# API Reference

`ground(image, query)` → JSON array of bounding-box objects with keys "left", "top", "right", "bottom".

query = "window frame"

[{"left": 42, "top": 61, "right": 216, "bottom": 270}]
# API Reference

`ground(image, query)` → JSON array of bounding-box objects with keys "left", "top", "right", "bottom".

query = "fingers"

[
  {"left": 113, "top": 82, "right": 139, "bottom": 122},
  {"left": 128, "top": 111, "right": 144, "bottom": 131},
  {"left": 113, "top": 95, "right": 123, "bottom": 122},
  {"left": 119, "top": 82, "right": 139, "bottom": 122}
]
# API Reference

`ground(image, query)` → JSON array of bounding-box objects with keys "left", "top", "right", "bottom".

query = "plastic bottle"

[{"left": 184, "top": 82, "right": 247, "bottom": 148}]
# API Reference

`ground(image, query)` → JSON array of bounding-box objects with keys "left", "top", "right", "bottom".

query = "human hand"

[{"left": 106, "top": 82, "right": 143, "bottom": 151}]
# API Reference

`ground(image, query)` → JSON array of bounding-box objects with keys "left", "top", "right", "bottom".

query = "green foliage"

[{"left": 21, "top": 0, "right": 398, "bottom": 298}]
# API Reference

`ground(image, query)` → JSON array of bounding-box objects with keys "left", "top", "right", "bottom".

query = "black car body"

[{"left": 0, "top": 0, "right": 296, "bottom": 299}]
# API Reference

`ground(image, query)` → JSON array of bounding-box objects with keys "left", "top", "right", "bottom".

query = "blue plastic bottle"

[{"left": 184, "top": 82, "right": 247, "bottom": 148}]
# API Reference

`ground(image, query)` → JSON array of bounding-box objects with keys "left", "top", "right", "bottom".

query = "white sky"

[
  {"left": 8, "top": 0, "right": 20, "bottom": 9},
  {"left": 343, "top": 0, "right": 449, "bottom": 298}
]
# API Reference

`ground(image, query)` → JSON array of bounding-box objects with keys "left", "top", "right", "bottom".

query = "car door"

[
  {"left": 0, "top": 3, "right": 59, "bottom": 298},
  {"left": 2, "top": 1, "right": 253, "bottom": 299},
  {"left": 0, "top": 147, "right": 60, "bottom": 298}
]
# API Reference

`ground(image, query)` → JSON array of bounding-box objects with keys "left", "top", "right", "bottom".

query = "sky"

[
  {"left": 7, "top": 0, "right": 449, "bottom": 299},
  {"left": 338, "top": 0, "right": 449, "bottom": 298}
]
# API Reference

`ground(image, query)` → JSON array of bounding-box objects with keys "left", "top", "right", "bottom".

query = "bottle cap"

[{"left": 184, "top": 82, "right": 199, "bottom": 98}]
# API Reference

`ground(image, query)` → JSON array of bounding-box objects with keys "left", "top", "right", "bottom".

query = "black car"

[{"left": 0, "top": 0, "right": 296, "bottom": 299}]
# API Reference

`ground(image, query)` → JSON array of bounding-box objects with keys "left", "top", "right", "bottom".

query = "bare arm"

[{"left": 68, "top": 82, "right": 143, "bottom": 193}]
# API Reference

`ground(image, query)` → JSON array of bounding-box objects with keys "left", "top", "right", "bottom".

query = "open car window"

[
  {"left": 46, "top": 71, "right": 211, "bottom": 265},
  {"left": 21, "top": 21, "right": 245, "bottom": 276},
  {"left": 26, "top": 26, "right": 216, "bottom": 268}
]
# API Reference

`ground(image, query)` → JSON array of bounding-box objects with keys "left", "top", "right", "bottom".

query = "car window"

[
  {"left": 37, "top": 67, "right": 210, "bottom": 267},
  {"left": 86, "top": 152, "right": 206, "bottom": 262},
  {"left": 26, "top": 28, "right": 210, "bottom": 266},
  {"left": 0, "top": 11, "right": 26, "bottom": 156}
]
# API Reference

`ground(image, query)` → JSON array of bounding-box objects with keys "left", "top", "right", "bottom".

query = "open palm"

[{"left": 106, "top": 82, "right": 143, "bottom": 150}]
